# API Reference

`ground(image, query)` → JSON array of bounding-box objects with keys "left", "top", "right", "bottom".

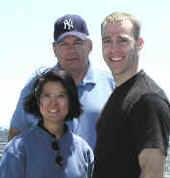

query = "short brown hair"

[{"left": 101, "top": 12, "right": 141, "bottom": 41}]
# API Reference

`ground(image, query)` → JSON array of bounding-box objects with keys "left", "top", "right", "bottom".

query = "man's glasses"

[{"left": 51, "top": 139, "right": 63, "bottom": 167}]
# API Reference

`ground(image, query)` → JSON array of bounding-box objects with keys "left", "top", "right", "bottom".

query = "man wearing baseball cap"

[{"left": 8, "top": 14, "right": 115, "bottom": 150}]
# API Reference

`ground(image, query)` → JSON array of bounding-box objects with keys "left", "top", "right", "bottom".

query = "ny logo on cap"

[{"left": 63, "top": 18, "right": 74, "bottom": 30}]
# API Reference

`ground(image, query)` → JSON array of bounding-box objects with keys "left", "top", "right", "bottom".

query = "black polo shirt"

[{"left": 93, "top": 71, "right": 170, "bottom": 178}]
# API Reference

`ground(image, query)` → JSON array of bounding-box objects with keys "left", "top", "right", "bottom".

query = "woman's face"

[{"left": 39, "top": 81, "right": 69, "bottom": 126}]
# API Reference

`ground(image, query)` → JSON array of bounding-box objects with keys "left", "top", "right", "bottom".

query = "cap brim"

[{"left": 55, "top": 31, "right": 87, "bottom": 43}]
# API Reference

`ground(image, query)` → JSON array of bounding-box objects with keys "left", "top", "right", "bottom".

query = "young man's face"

[
  {"left": 102, "top": 20, "right": 143, "bottom": 77},
  {"left": 53, "top": 36, "right": 92, "bottom": 73}
]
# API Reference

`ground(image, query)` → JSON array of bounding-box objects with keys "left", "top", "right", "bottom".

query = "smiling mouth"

[
  {"left": 48, "top": 109, "right": 59, "bottom": 114},
  {"left": 110, "top": 57, "right": 122, "bottom": 61},
  {"left": 49, "top": 109, "right": 58, "bottom": 112}
]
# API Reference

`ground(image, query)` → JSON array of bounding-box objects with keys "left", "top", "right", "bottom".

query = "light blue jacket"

[{"left": 0, "top": 126, "right": 94, "bottom": 178}]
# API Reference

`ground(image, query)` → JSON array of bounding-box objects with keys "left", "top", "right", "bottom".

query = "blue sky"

[{"left": 0, "top": 0, "right": 170, "bottom": 127}]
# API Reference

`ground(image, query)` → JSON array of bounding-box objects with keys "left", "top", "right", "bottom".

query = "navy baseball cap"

[{"left": 54, "top": 14, "right": 89, "bottom": 43}]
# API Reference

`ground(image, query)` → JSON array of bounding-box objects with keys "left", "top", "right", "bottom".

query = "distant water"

[
  {"left": 0, "top": 127, "right": 8, "bottom": 160},
  {"left": 0, "top": 124, "right": 9, "bottom": 130}
]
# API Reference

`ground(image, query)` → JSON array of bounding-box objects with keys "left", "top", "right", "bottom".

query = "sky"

[{"left": 0, "top": 0, "right": 170, "bottom": 128}]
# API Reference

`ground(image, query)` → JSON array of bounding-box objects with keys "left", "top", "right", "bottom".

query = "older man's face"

[{"left": 53, "top": 36, "right": 91, "bottom": 73}]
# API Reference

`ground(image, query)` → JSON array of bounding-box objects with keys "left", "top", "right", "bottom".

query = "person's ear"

[
  {"left": 86, "top": 38, "right": 93, "bottom": 53},
  {"left": 52, "top": 42, "right": 58, "bottom": 57},
  {"left": 137, "top": 37, "right": 144, "bottom": 51}
]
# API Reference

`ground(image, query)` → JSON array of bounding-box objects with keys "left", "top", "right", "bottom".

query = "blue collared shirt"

[
  {"left": 10, "top": 63, "right": 114, "bottom": 150},
  {"left": 0, "top": 126, "right": 94, "bottom": 178}
]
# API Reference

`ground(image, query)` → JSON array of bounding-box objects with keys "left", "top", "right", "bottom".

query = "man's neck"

[
  {"left": 114, "top": 69, "right": 138, "bottom": 87},
  {"left": 72, "top": 70, "right": 88, "bottom": 84},
  {"left": 69, "top": 64, "right": 89, "bottom": 85}
]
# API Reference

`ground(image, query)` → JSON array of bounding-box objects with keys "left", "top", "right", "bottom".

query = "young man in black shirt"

[{"left": 93, "top": 12, "right": 170, "bottom": 178}]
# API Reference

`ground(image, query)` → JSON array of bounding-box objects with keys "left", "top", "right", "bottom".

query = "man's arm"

[
  {"left": 8, "top": 78, "right": 36, "bottom": 141},
  {"left": 131, "top": 94, "right": 170, "bottom": 178},
  {"left": 139, "top": 148, "right": 165, "bottom": 178},
  {"left": 8, "top": 89, "right": 27, "bottom": 142},
  {"left": 8, "top": 128, "right": 21, "bottom": 141}
]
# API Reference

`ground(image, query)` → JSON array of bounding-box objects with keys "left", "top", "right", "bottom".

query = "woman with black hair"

[{"left": 0, "top": 69, "right": 94, "bottom": 178}]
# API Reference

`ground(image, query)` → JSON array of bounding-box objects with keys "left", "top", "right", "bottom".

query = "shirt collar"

[{"left": 53, "top": 62, "right": 96, "bottom": 86}]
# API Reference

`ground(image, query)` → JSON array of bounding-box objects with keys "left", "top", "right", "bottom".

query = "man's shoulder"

[
  {"left": 92, "top": 68, "right": 114, "bottom": 83},
  {"left": 94, "top": 68, "right": 113, "bottom": 77},
  {"left": 21, "top": 73, "right": 38, "bottom": 93},
  {"left": 121, "top": 71, "right": 168, "bottom": 115},
  {"left": 133, "top": 71, "right": 168, "bottom": 100},
  {"left": 125, "top": 71, "right": 165, "bottom": 100},
  {"left": 21, "top": 66, "right": 57, "bottom": 93}
]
